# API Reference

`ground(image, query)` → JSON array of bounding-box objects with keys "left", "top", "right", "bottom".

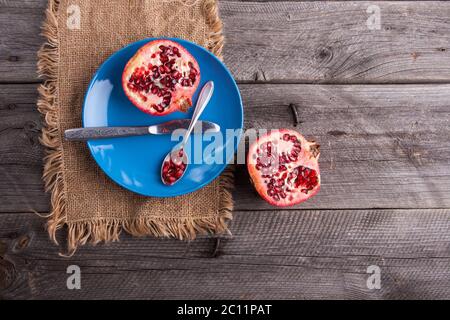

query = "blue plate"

[{"left": 83, "top": 38, "right": 243, "bottom": 197}]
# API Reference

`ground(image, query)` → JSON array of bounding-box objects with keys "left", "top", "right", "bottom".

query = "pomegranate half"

[
  {"left": 247, "top": 129, "right": 320, "bottom": 207},
  {"left": 122, "top": 39, "right": 200, "bottom": 116}
]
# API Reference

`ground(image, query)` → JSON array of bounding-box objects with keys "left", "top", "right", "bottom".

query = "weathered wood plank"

[
  {"left": 221, "top": 1, "right": 450, "bottom": 83},
  {"left": 1, "top": 83, "right": 449, "bottom": 212},
  {"left": 0, "top": 84, "right": 48, "bottom": 212},
  {"left": 0, "top": 2, "right": 45, "bottom": 83},
  {"left": 1, "top": 209, "right": 449, "bottom": 299},
  {"left": 234, "top": 83, "right": 450, "bottom": 210},
  {"left": 1, "top": 1, "right": 450, "bottom": 83}
]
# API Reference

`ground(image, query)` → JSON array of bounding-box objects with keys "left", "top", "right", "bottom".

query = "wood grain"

[
  {"left": 0, "top": 84, "right": 47, "bottom": 213},
  {"left": 1, "top": 0, "right": 450, "bottom": 300},
  {"left": 1, "top": 83, "right": 449, "bottom": 212},
  {"left": 1, "top": 1, "right": 450, "bottom": 83},
  {"left": 1, "top": 209, "right": 449, "bottom": 299},
  {"left": 234, "top": 83, "right": 450, "bottom": 210}
]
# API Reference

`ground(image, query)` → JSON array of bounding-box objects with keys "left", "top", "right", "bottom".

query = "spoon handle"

[{"left": 181, "top": 81, "right": 214, "bottom": 146}]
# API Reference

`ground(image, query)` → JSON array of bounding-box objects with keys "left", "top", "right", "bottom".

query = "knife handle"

[{"left": 64, "top": 127, "right": 149, "bottom": 141}]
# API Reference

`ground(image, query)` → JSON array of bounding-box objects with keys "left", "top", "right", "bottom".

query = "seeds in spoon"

[{"left": 162, "top": 149, "right": 186, "bottom": 185}]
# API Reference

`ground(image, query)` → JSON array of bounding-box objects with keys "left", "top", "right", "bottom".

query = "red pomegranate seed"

[
  {"left": 172, "top": 71, "right": 181, "bottom": 79},
  {"left": 162, "top": 149, "right": 186, "bottom": 185},
  {"left": 160, "top": 54, "right": 169, "bottom": 63}
]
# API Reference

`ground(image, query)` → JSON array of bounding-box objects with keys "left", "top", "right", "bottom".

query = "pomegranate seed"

[
  {"left": 168, "top": 176, "right": 176, "bottom": 183},
  {"left": 181, "top": 79, "right": 191, "bottom": 87},
  {"left": 172, "top": 71, "right": 181, "bottom": 79},
  {"left": 283, "top": 133, "right": 290, "bottom": 141},
  {"left": 190, "top": 67, "right": 198, "bottom": 75},
  {"left": 162, "top": 152, "right": 186, "bottom": 185},
  {"left": 174, "top": 169, "right": 184, "bottom": 178},
  {"left": 154, "top": 104, "right": 164, "bottom": 112},
  {"left": 160, "top": 54, "right": 169, "bottom": 63}
]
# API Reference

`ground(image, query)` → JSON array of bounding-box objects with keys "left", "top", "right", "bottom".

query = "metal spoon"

[{"left": 161, "top": 81, "right": 214, "bottom": 185}]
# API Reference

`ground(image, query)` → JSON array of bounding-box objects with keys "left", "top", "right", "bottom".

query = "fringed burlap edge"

[{"left": 37, "top": 0, "right": 234, "bottom": 255}]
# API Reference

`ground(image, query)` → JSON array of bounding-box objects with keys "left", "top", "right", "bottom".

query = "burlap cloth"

[{"left": 37, "top": 0, "right": 233, "bottom": 254}]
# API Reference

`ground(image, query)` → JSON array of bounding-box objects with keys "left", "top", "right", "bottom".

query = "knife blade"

[{"left": 64, "top": 120, "right": 220, "bottom": 141}]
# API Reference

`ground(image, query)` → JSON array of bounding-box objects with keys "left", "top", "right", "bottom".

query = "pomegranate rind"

[
  {"left": 247, "top": 129, "right": 321, "bottom": 207},
  {"left": 122, "top": 39, "right": 200, "bottom": 116}
]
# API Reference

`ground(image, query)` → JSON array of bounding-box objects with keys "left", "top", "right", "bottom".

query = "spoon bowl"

[{"left": 161, "top": 81, "right": 214, "bottom": 186}]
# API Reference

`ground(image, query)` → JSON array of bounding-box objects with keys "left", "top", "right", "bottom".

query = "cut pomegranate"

[
  {"left": 162, "top": 149, "right": 187, "bottom": 185},
  {"left": 247, "top": 129, "right": 320, "bottom": 207},
  {"left": 122, "top": 40, "right": 200, "bottom": 116}
]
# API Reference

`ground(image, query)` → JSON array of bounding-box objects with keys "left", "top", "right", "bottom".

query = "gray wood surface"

[
  {"left": 1, "top": 83, "right": 449, "bottom": 212},
  {"left": 0, "top": 0, "right": 450, "bottom": 300},
  {"left": 1, "top": 209, "right": 450, "bottom": 300},
  {"left": 1, "top": 1, "right": 450, "bottom": 83}
]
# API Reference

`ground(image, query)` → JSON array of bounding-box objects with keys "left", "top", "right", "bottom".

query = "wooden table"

[{"left": 1, "top": 0, "right": 449, "bottom": 300}]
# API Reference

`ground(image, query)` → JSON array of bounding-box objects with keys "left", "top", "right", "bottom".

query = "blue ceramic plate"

[{"left": 83, "top": 38, "right": 243, "bottom": 197}]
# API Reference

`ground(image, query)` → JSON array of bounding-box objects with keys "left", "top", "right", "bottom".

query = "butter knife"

[{"left": 64, "top": 120, "right": 220, "bottom": 141}]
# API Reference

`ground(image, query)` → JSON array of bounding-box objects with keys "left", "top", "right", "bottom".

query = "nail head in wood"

[{"left": 289, "top": 103, "right": 302, "bottom": 126}]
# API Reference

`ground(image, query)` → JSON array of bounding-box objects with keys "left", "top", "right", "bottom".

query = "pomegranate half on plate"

[
  {"left": 247, "top": 129, "right": 321, "bottom": 207},
  {"left": 122, "top": 39, "right": 200, "bottom": 116}
]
